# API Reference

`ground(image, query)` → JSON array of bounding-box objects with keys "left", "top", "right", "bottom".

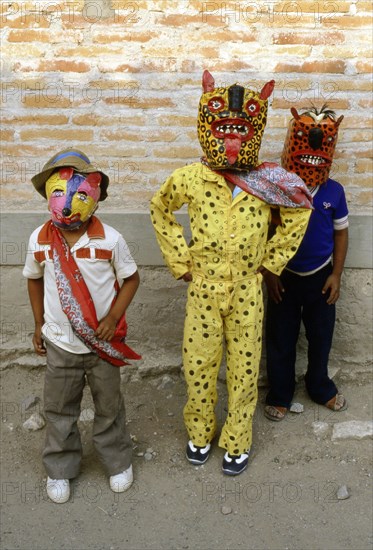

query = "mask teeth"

[
  {"left": 300, "top": 154, "right": 324, "bottom": 166},
  {"left": 217, "top": 124, "right": 248, "bottom": 136}
]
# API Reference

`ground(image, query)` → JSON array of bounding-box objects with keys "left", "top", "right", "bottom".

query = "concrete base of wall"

[{"left": 1, "top": 266, "right": 372, "bottom": 384}]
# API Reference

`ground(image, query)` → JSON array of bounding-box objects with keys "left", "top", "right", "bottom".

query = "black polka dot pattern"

[
  {"left": 150, "top": 162, "right": 312, "bottom": 454},
  {"left": 183, "top": 275, "right": 262, "bottom": 453},
  {"left": 150, "top": 163, "right": 311, "bottom": 280}
]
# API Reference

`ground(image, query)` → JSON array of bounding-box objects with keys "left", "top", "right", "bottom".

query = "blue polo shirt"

[{"left": 286, "top": 178, "right": 349, "bottom": 274}]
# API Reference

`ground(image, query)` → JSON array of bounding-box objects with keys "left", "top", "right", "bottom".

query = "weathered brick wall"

[{"left": 1, "top": 0, "right": 372, "bottom": 213}]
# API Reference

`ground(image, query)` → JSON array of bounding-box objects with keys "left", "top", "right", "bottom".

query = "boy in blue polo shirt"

[{"left": 264, "top": 106, "right": 349, "bottom": 420}]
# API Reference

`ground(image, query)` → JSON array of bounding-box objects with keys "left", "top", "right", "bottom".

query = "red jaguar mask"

[{"left": 197, "top": 70, "right": 275, "bottom": 170}]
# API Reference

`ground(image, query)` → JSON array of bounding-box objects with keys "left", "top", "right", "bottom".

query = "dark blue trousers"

[{"left": 265, "top": 263, "right": 338, "bottom": 408}]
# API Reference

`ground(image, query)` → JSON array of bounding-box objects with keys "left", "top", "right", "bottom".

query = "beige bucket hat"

[{"left": 31, "top": 148, "right": 109, "bottom": 201}]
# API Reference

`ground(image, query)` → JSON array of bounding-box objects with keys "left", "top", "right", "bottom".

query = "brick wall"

[{"left": 1, "top": 0, "right": 372, "bottom": 214}]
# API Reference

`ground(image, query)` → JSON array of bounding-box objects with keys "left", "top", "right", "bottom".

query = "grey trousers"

[{"left": 43, "top": 339, "right": 132, "bottom": 479}]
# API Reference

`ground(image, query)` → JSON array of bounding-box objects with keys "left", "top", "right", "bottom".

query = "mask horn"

[
  {"left": 202, "top": 70, "right": 215, "bottom": 92},
  {"left": 335, "top": 114, "right": 344, "bottom": 127},
  {"left": 259, "top": 80, "right": 275, "bottom": 100},
  {"left": 291, "top": 107, "right": 300, "bottom": 120}
]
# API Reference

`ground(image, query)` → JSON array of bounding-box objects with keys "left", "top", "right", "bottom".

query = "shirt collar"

[{"left": 37, "top": 216, "right": 105, "bottom": 245}]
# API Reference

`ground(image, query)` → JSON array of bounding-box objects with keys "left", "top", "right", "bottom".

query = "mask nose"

[
  {"left": 62, "top": 207, "right": 72, "bottom": 217},
  {"left": 228, "top": 85, "right": 245, "bottom": 112},
  {"left": 308, "top": 127, "right": 323, "bottom": 150}
]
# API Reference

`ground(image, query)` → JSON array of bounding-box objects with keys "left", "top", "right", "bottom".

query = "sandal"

[
  {"left": 325, "top": 393, "right": 348, "bottom": 412},
  {"left": 264, "top": 405, "right": 287, "bottom": 422}
]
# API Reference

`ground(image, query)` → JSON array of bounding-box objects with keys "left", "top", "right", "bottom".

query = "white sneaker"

[
  {"left": 46, "top": 477, "right": 70, "bottom": 503},
  {"left": 109, "top": 465, "right": 133, "bottom": 493}
]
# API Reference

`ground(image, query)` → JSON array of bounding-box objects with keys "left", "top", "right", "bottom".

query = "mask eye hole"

[
  {"left": 207, "top": 97, "right": 225, "bottom": 113},
  {"left": 296, "top": 130, "right": 304, "bottom": 138},
  {"left": 52, "top": 189, "right": 64, "bottom": 197},
  {"left": 245, "top": 100, "right": 260, "bottom": 116},
  {"left": 326, "top": 135, "right": 335, "bottom": 143},
  {"left": 77, "top": 191, "right": 88, "bottom": 201}
]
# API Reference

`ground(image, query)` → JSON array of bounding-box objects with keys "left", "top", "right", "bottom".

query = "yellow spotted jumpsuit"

[{"left": 150, "top": 162, "right": 311, "bottom": 455}]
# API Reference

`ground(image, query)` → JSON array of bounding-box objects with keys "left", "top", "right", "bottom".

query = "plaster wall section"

[{"left": 1, "top": 264, "right": 371, "bottom": 379}]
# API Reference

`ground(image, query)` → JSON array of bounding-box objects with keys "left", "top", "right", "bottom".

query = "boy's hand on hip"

[{"left": 181, "top": 272, "right": 193, "bottom": 282}]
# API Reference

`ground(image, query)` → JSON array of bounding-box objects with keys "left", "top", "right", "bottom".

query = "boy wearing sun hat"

[{"left": 23, "top": 148, "right": 141, "bottom": 503}]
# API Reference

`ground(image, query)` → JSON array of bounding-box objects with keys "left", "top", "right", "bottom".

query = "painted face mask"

[
  {"left": 46, "top": 167, "right": 101, "bottom": 230},
  {"left": 281, "top": 105, "right": 344, "bottom": 186},
  {"left": 197, "top": 70, "right": 275, "bottom": 170}
]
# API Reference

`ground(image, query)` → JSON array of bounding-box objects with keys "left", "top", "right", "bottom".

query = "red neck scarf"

[{"left": 50, "top": 222, "right": 140, "bottom": 366}]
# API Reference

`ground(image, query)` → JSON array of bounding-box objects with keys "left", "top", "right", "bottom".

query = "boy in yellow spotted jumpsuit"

[{"left": 150, "top": 71, "right": 312, "bottom": 475}]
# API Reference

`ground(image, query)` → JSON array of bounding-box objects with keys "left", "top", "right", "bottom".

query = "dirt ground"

[{"left": 1, "top": 364, "right": 372, "bottom": 550}]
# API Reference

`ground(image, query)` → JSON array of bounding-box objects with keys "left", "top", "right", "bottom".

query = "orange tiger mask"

[{"left": 281, "top": 105, "right": 344, "bottom": 186}]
